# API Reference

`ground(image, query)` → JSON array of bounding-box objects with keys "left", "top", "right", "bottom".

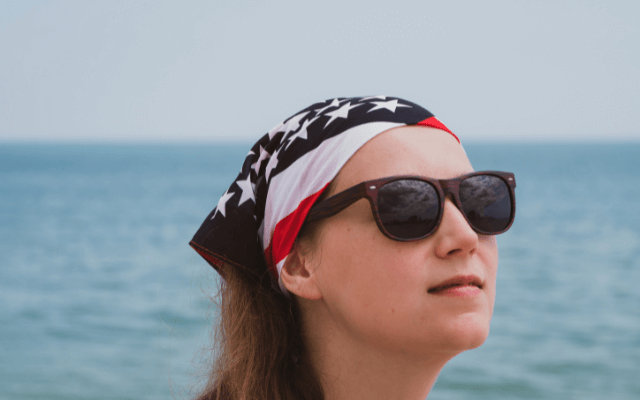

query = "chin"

[{"left": 435, "top": 314, "right": 492, "bottom": 352}]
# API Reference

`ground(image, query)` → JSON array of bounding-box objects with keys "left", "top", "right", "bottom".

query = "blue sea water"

[{"left": 0, "top": 143, "right": 639, "bottom": 400}]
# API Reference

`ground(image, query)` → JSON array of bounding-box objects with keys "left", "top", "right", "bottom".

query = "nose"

[{"left": 433, "top": 196, "right": 478, "bottom": 258}]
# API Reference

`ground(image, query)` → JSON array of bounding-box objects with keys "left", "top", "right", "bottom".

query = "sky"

[{"left": 0, "top": 0, "right": 638, "bottom": 143}]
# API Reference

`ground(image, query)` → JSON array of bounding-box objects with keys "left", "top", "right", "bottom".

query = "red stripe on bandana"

[
  {"left": 417, "top": 116, "right": 459, "bottom": 143},
  {"left": 264, "top": 182, "right": 331, "bottom": 278}
]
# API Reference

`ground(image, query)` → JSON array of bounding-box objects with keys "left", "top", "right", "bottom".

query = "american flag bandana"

[{"left": 190, "top": 96, "right": 459, "bottom": 294}]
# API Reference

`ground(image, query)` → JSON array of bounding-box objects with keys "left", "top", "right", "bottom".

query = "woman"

[{"left": 190, "top": 96, "right": 516, "bottom": 400}]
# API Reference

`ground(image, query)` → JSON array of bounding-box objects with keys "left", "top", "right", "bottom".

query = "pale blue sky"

[{"left": 1, "top": 0, "right": 638, "bottom": 142}]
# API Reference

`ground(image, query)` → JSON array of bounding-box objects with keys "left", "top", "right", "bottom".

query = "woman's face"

[{"left": 306, "top": 126, "right": 498, "bottom": 356}]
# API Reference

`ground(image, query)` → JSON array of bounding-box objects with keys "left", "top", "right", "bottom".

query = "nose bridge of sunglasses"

[{"left": 439, "top": 179, "right": 462, "bottom": 200}]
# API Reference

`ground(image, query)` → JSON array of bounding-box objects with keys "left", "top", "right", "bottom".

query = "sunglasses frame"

[{"left": 305, "top": 170, "right": 516, "bottom": 241}]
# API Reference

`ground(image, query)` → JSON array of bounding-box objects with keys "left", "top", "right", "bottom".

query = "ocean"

[{"left": 1, "top": 143, "right": 639, "bottom": 399}]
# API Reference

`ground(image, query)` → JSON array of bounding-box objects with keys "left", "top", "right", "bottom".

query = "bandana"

[{"left": 190, "top": 96, "right": 458, "bottom": 293}]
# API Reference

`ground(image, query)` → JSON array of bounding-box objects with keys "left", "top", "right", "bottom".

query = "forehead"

[{"left": 333, "top": 126, "right": 473, "bottom": 192}]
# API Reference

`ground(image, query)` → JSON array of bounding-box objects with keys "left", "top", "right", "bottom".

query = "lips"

[{"left": 428, "top": 275, "right": 483, "bottom": 293}]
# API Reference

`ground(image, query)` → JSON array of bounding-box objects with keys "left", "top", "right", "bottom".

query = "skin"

[{"left": 281, "top": 126, "right": 499, "bottom": 400}]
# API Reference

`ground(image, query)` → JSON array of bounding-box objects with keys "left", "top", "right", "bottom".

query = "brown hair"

[
  {"left": 194, "top": 263, "right": 324, "bottom": 400},
  {"left": 195, "top": 219, "right": 338, "bottom": 400},
  {"left": 194, "top": 180, "right": 338, "bottom": 400}
]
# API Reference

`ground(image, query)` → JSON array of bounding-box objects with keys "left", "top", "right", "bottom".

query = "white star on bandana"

[
  {"left": 324, "top": 102, "right": 363, "bottom": 128},
  {"left": 314, "top": 98, "right": 344, "bottom": 115},
  {"left": 211, "top": 189, "right": 235, "bottom": 219},
  {"left": 367, "top": 99, "right": 412, "bottom": 113},
  {"left": 251, "top": 145, "right": 271, "bottom": 175},
  {"left": 265, "top": 147, "right": 281, "bottom": 182},
  {"left": 280, "top": 112, "right": 309, "bottom": 138},
  {"left": 235, "top": 175, "right": 256, "bottom": 206},
  {"left": 285, "top": 116, "right": 319, "bottom": 150}
]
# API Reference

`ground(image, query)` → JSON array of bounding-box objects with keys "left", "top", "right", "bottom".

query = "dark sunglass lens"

[
  {"left": 459, "top": 175, "right": 511, "bottom": 233},
  {"left": 377, "top": 179, "right": 440, "bottom": 239}
]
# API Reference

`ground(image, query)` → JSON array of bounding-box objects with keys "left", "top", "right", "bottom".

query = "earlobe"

[{"left": 280, "top": 245, "right": 323, "bottom": 300}]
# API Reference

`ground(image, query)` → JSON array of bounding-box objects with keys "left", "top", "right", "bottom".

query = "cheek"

[
  {"left": 478, "top": 235, "right": 499, "bottom": 306},
  {"left": 316, "top": 221, "right": 397, "bottom": 300},
  {"left": 482, "top": 235, "right": 498, "bottom": 275},
  {"left": 313, "top": 221, "right": 430, "bottom": 340},
  {"left": 317, "top": 216, "right": 428, "bottom": 289}
]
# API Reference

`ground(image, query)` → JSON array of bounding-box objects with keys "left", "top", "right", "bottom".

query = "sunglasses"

[{"left": 305, "top": 171, "right": 516, "bottom": 241}]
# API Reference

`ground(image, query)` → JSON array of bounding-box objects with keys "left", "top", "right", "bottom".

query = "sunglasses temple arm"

[{"left": 305, "top": 184, "right": 367, "bottom": 222}]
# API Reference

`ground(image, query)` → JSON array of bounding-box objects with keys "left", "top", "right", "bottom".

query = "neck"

[{"left": 300, "top": 301, "right": 457, "bottom": 400}]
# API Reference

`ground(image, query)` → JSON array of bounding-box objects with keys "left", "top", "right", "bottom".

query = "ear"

[{"left": 280, "top": 244, "right": 323, "bottom": 300}]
